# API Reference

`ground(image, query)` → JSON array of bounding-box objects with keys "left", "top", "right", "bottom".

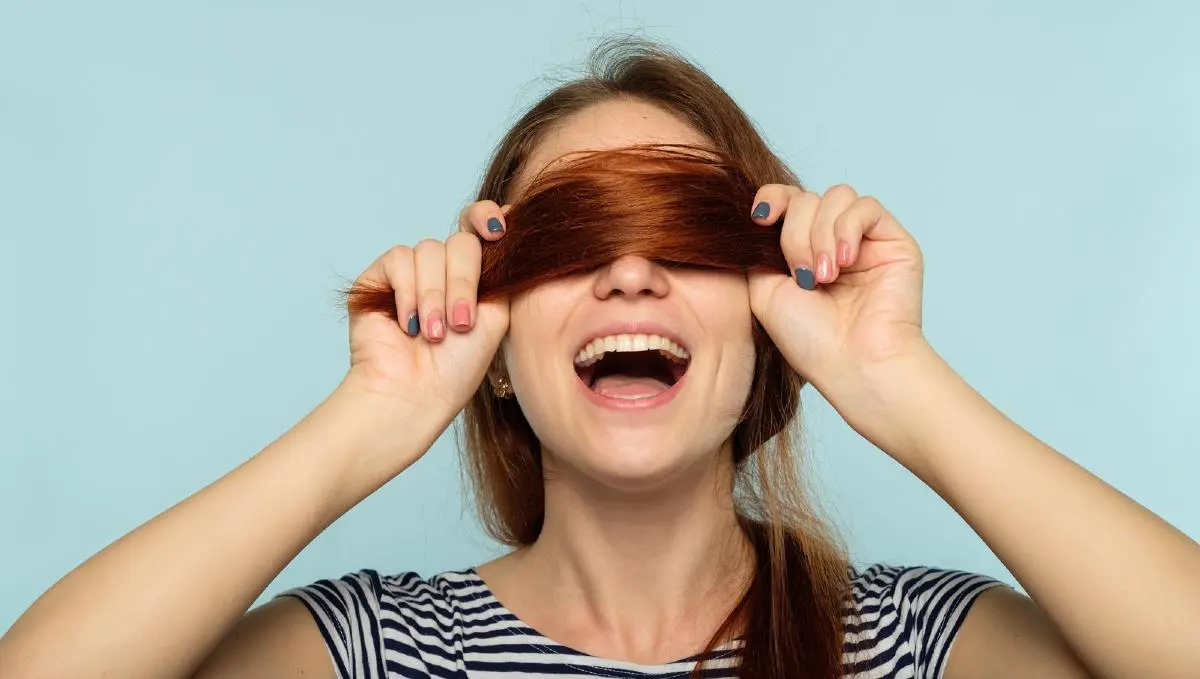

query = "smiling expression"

[{"left": 501, "top": 98, "right": 758, "bottom": 492}]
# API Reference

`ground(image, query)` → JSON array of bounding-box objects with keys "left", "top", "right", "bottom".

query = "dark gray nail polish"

[
  {"left": 486, "top": 217, "right": 504, "bottom": 233},
  {"left": 752, "top": 201, "right": 771, "bottom": 219},
  {"left": 794, "top": 267, "right": 816, "bottom": 291},
  {"left": 406, "top": 312, "right": 420, "bottom": 336}
]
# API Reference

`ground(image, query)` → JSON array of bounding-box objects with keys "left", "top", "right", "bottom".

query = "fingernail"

[
  {"left": 451, "top": 300, "right": 471, "bottom": 330},
  {"left": 752, "top": 201, "right": 771, "bottom": 220},
  {"left": 405, "top": 312, "right": 420, "bottom": 336},
  {"left": 486, "top": 217, "right": 504, "bottom": 233},
  {"left": 428, "top": 312, "right": 445, "bottom": 340},
  {"left": 838, "top": 240, "right": 851, "bottom": 267},
  {"left": 794, "top": 267, "right": 816, "bottom": 290},
  {"left": 817, "top": 254, "right": 832, "bottom": 282}
]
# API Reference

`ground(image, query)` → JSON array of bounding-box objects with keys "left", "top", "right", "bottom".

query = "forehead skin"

[{"left": 510, "top": 97, "right": 711, "bottom": 198}]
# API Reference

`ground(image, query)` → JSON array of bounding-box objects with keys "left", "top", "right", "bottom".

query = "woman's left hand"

[{"left": 747, "top": 184, "right": 927, "bottom": 405}]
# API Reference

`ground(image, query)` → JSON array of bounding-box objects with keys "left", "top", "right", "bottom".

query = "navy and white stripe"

[{"left": 282, "top": 564, "right": 1002, "bottom": 679}]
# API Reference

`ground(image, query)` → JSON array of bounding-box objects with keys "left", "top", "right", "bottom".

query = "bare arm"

[
  {"left": 948, "top": 588, "right": 1092, "bottom": 679},
  {"left": 0, "top": 382, "right": 448, "bottom": 679},
  {"left": 0, "top": 201, "right": 509, "bottom": 679},
  {"left": 840, "top": 344, "right": 1200, "bottom": 679},
  {"left": 192, "top": 598, "right": 333, "bottom": 679}
]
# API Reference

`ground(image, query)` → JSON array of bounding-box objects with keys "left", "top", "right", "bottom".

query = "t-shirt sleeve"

[
  {"left": 851, "top": 564, "right": 1007, "bottom": 679},
  {"left": 277, "top": 569, "right": 391, "bottom": 679}
]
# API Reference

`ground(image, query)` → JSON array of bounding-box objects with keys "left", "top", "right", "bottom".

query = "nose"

[{"left": 593, "top": 255, "right": 670, "bottom": 300}]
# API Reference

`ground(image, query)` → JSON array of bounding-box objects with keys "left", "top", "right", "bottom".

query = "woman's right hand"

[
  {"left": 0, "top": 201, "right": 514, "bottom": 679},
  {"left": 342, "top": 200, "right": 511, "bottom": 421}
]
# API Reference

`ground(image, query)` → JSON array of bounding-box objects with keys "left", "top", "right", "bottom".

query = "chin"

[
  {"left": 552, "top": 425, "right": 723, "bottom": 495},
  {"left": 514, "top": 323, "right": 750, "bottom": 494}
]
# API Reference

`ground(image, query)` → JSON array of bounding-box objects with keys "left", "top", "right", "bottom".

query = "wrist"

[
  {"left": 814, "top": 341, "right": 960, "bottom": 471},
  {"left": 288, "top": 378, "right": 455, "bottom": 510}
]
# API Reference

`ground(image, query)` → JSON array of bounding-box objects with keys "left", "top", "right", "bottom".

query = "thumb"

[
  {"left": 748, "top": 271, "right": 832, "bottom": 375},
  {"left": 747, "top": 271, "right": 793, "bottom": 332}
]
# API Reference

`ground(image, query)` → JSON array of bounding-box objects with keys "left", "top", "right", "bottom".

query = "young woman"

[{"left": 2, "top": 39, "right": 1197, "bottom": 679}]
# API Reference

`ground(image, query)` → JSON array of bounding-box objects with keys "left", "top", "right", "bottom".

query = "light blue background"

[{"left": 2, "top": 1, "right": 1197, "bottom": 630}]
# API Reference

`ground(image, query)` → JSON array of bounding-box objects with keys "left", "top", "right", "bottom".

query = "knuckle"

[
  {"left": 856, "top": 196, "right": 883, "bottom": 217},
  {"left": 797, "top": 191, "right": 821, "bottom": 210},
  {"left": 413, "top": 238, "right": 444, "bottom": 256},
  {"left": 384, "top": 244, "right": 412, "bottom": 261},
  {"left": 825, "top": 183, "right": 857, "bottom": 200},
  {"left": 780, "top": 185, "right": 804, "bottom": 202},
  {"left": 446, "top": 230, "right": 481, "bottom": 250},
  {"left": 376, "top": 247, "right": 412, "bottom": 283},
  {"left": 447, "top": 274, "right": 477, "bottom": 293},
  {"left": 420, "top": 288, "right": 446, "bottom": 305}
]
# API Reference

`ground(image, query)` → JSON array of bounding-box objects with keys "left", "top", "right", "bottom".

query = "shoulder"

[
  {"left": 278, "top": 568, "right": 494, "bottom": 679},
  {"left": 843, "top": 563, "right": 1008, "bottom": 679},
  {"left": 286, "top": 567, "right": 487, "bottom": 622},
  {"left": 384, "top": 568, "right": 496, "bottom": 620},
  {"left": 848, "top": 562, "right": 1005, "bottom": 613}
]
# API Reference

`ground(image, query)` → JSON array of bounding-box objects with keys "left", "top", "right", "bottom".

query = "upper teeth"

[{"left": 573, "top": 333, "right": 690, "bottom": 367}]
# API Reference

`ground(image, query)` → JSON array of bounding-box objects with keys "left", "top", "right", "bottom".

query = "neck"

[{"left": 518, "top": 448, "right": 752, "bottom": 662}]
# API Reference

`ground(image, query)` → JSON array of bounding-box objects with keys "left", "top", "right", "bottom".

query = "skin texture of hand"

[
  {"left": 345, "top": 200, "right": 512, "bottom": 423},
  {"left": 747, "top": 184, "right": 926, "bottom": 397}
]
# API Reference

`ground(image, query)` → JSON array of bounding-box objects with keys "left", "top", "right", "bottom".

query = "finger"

[
  {"left": 777, "top": 190, "right": 821, "bottom": 290},
  {"left": 458, "top": 200, "right": 507, "bottom": 241},
  {"left": 365, "top": 246, "right": 418, "bottom": 335},
  {"left": 832, "top": 196, "right": 881, "bottom": 270},
  {"left": 837, "top": 196, "right": 913, "bottom": 271},
  {"left": 413, "top": 239, "right": 448, "bottom": 341},
  {"left": 811, "top": 184, "right": 859, "bottom": 283},
  {"left": 748, "top": 184, "right": 800, "bottom": 225},
  {"left": 445, "top": 231, "right": 483, "bottom": 332}
]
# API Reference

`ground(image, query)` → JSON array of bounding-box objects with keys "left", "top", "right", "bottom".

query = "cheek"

[
  {"left": 691, "top": 276, "right": 755, "bottom": 348},
  {"left": 714, "top": 334, "right": 758, "bottom": 425},
  {"left": 500, "top": 286, "right": 578, "bottom": 414},
  {"left": 495, "top": 292, "right": 592, "bottom": 469},
  {"left": 692, "top": 276, "right": 757, "bottom": 414}
]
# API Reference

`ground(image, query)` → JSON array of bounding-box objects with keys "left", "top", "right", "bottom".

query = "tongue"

[{"left": 591, "top": 375, "right": 672, "bottom": 399}]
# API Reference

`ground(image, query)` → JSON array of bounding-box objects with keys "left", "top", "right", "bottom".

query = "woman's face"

[{"left": 503, "top": 98, "right": 757, "bottom": 492}]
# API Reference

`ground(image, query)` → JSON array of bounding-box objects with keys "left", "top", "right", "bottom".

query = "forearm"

[
  {"left": 840, "top": 345, "right": 1200, "bottom": 679},
  {"left": 0, "top": 383, "right": 442, "bottom": 679}
]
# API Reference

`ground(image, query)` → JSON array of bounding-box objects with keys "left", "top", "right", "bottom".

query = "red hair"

[
  {"left": 478, "top": 145, "right": 787, "bottom": 298},
  {"left": 346, "top": 38, "right": 853, "bottom": 679}
]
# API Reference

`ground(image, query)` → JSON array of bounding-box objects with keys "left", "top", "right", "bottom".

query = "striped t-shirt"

[{"left": 283, "top": 564, "right": 1003, "bottom": 679}]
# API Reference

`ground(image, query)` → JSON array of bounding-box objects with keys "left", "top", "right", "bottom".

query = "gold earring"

[{"left": 492, "top": 376, "right": 514, "bottom": 398}]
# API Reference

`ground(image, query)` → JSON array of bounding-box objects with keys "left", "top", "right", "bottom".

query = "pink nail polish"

[
  {"left": 817, "top": 254, "right": 831, "bottom": 282},
  {"left": 838, "top": 241, "right": 851, "bottom": 267},
  {"left": 451, "top": 301, "right": 471, "bottom": 330},
  {"left": 428, "top": 312, "right": 445, "bottom": 340}
]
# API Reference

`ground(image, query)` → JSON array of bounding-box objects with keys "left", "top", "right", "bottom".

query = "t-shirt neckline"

[{"left": 460, "top": 567, "right": 741, "bottom": 671}]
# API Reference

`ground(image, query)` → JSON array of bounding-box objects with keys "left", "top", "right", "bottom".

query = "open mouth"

[{"left": 573, "top": 334, "right": 691, "bottom": 400}]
